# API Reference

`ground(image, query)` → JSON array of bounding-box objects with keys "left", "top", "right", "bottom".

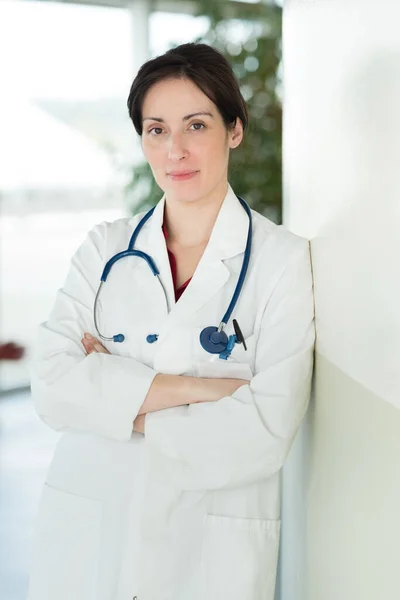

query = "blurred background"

[{"left": 0, "top": 1, "right": 282, "bottom": 599}]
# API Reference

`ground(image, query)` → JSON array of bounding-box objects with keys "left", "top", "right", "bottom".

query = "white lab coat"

[{"left": 28, "top": 185, "right": 315, "bottom": 600}]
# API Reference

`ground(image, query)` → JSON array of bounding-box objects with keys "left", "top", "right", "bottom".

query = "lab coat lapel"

[{"left": 168, "top": 185, "right": 249, "bottom": 324}]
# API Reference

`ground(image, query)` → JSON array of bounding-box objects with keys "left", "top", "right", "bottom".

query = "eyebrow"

[{"left": 142, "top": 111, "right": 214, "bottom": 123}]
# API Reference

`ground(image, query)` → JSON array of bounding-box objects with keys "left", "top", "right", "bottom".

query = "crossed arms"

[{"left": 81, "top": 332, "right": 249, "bottom": 434}]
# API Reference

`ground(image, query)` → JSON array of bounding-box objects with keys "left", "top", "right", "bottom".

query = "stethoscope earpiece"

[
  {"left": 200, "top": 326, "right": 229, "bottom": 354},
  {"left": 113, "top": 334, "right": 125, "bottom": 343}
]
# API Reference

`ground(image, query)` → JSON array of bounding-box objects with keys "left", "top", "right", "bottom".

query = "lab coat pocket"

[
  {"left": 28, "top": 484, "right": 102, "bottom": 600},
  {"left": 201, "top": 514, "right": 280, "bottom": 600}
]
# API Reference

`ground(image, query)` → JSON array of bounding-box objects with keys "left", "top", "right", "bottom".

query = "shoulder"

[
  {"left": 251, "top": 209, "right": 310, "bottom": 265},
  {"left": 90, "top": 212, "right": 146, "bottom": 237},
  {"left": 83, "top": 211, "right": 148, "bottom": 255},
  {"left": 248, "top": 211, "right": 313, "bottom": 312}
]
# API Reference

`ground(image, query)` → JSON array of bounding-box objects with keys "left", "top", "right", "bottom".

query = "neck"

[{"left": 164, "top": 180, "right": 228, "bottom": 248}]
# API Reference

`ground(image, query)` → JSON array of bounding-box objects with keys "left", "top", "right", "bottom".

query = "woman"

[{"left": 28, "top": 43, "right": 315, "bottom": 600}]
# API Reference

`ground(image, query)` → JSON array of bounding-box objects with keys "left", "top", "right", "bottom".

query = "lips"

[{"left": 167, "top": 170, "right": 199, "bottom": 181}]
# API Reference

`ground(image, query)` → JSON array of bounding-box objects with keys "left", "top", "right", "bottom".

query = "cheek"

[
  {"left": 142, "top": 142, "right": 164, "bottom": 171},
  {"left": 200, "top": 139, "right": 229, "bottom": 168}
]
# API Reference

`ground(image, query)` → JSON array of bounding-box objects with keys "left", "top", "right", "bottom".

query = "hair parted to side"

[{"left": 127, "top": 43, "right": 249, "bottom": 136}]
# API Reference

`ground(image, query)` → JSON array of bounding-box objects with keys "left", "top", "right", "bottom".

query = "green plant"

[{"left": 126, "top": 1, "right": 282, "bottom": 223}]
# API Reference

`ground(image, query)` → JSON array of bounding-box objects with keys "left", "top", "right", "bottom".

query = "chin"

[{"left": 163, "top": 182, "right": 207, "bottom": 204}]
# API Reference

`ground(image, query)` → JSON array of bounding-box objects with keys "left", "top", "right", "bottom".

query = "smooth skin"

[{"left": 82, "top": 77, "right": 248, "bottom": 434}]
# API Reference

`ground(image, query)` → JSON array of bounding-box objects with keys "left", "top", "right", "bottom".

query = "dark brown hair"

[{"left": 127, "top": 43, "right": 248, "bottom": 136}]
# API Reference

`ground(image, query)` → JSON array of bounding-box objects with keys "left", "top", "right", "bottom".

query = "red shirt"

[{"left": 162, "top": 222, "right": 192, "bottom": 302}]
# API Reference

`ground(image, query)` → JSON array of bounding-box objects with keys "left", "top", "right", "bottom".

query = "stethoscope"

[{"left": 93, "top": 195, "right": 252, "bottom": 360}]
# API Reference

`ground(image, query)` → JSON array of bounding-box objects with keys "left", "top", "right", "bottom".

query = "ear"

[{"left": 228, "top": 118, "right": 244, "bottom": 149}]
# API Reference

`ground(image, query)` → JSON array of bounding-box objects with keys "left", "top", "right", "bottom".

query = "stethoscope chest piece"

[{"left": 200, "top": 326, "right": 229, "bottom": 354}]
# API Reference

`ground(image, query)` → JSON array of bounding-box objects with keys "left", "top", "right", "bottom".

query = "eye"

[
  {"left": 190, "top": 122, "right": 205, "bottom": 131},
  {"left": 148, "top": 126, "right": 164, "bottom": 135}
]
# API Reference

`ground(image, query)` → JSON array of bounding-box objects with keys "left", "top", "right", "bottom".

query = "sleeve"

[
  {"left": 144, "top": 239, "right": 315, "bottom": 490},
  {"left": 30, "top": 222, "right": 158, "bottom": 442}
]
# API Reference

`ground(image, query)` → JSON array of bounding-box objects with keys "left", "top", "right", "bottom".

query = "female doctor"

[{"left": 28, "top": 43, "right": 315, "bottom": 600}]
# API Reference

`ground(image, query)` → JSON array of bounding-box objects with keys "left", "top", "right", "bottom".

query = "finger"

[
  {"left": 82, "top": 333, "right": 110, "bottom": 354},
  {"left": 82, "top": 344, "right": 94, "bottom": 355},
  {"left": 81, "top": 338, "right": 93, "bottom": 349},
  {"left": 81, "top": 338, "right": 95, "bottom": 354},
  {"left": 83, "top": 333, "right": 101, "bottom": 350},
  {"left": 84, "top": 333, "right": 97, "bottom": 342},
  {"left": 92, "top": 341, "right": 110, "bottom": 354}
]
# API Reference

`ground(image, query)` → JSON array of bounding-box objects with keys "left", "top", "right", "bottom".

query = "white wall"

[{"left": 280, "top": 1, "right": 400, "bottom": 599}]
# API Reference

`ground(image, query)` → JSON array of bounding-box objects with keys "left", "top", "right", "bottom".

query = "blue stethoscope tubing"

[{"left": 93, "top": 195, "right": 252, "bottom": 355}]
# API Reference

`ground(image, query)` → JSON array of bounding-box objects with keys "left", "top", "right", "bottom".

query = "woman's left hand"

[{"left": 81, "top": 333, "right": 111, "bottom": 355}]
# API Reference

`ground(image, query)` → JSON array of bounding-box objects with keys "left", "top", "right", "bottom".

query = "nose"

[{"left": 167, "top": 132, "right": 188, "bottom": 161}]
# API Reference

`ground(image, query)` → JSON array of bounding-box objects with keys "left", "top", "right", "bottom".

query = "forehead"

[{"left": 142, "top": 77, "right": 216, "bottom": 118}]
